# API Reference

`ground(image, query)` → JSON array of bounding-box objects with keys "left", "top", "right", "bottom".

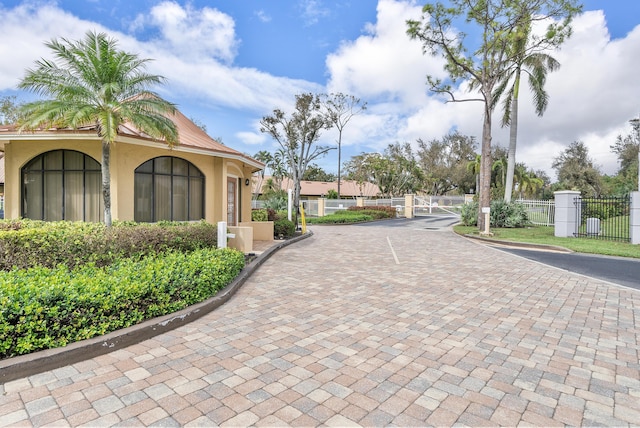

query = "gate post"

[
  {"left": 404, "top": 194, "right": 414, "bottom": 219},
  {"left": 631, "top": 191, "right": 640, "bottom": 245},
  {"left": 554, "top": 191, "right": 581, "bottom": 238},
  {"left": 318, "top": 198, "right": 326, "bottom": 217}
]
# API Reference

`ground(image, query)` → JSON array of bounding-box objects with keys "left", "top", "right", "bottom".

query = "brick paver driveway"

[{"left": 2, "top": 223, "right": 639, "bottom": 426}]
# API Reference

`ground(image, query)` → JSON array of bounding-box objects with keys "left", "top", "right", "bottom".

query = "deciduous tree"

[
  {"left": 407, "top": 0, "right": 580, "bottom": 230},
  {"left": 260, "top": 93, "right": 333, "bottom": 219},
  {"left": 323, "top": 93, "right": 366, "bottom": 198},
  {"left": 552, "top": 141, "right": 602, "bottom": 197}
]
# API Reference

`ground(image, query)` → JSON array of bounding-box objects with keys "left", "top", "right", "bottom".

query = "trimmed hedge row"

[
  {"left": 347, "top": 205, "right": 398, "bottom": 217},
  {"left": 0, "top": 247, "right": 244, "bottom": 359},
  {"left": 0, "top": 220, "right": 218, "bottom": 271},
  {"left": 306, "top": 212, "right": 374, "bottom": 224}
]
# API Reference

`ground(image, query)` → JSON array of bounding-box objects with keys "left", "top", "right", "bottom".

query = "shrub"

[
  {"left": 490, "top": 200, "right": 529, "bottom": 228},
  {"left": 306, "top": 213, "right": 373, "bottom": 224},
  {"left": 0, "top": 220, "right": 217, "bottom": 271},
  {"left": 459, "top": 201, "right": 530, "bottom": 228},
  {"left": 326, "top": 189, "right": 338, "bottom": 199},
  {"left": 460, "top": 202, "right": 479, "bottom": 226},
  {"left": 0, "top": 247, "right": 244, "bottom": 358},
  {"left": 274, "top": 218, "right": 296, "bottom": 238},
  {"left": 251, "top": 209, "right": 268, "bottom": 222},
  {"left": 347, "top": 206, "right": 397, "bottom": 219}
]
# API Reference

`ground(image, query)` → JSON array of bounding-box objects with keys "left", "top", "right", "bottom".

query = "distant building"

[{"left": 253, "top": 176, "right": 380, "bottom": 199}]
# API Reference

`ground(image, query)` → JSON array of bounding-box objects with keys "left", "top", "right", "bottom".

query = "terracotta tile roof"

[
  {"left": 254, "top": 176, "right": 380, "bottom": 198},
  {"left": 0, "top": 109, "right": 263, "bottom": 171}
]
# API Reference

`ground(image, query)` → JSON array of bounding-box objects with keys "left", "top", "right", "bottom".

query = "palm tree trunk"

[
  {"left": 504, "top": 69, "right": 521, "bottom": 203},
  {"left": 479, "top": 101, "right": 493, "bottom": 231},
  {"left": 102, "top": 140, "right": 112, "bottom": 227}
]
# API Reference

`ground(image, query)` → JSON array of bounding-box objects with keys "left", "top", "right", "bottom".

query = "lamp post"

[{"left": 631, "top": 118, "right": 640, "bottom": 191}]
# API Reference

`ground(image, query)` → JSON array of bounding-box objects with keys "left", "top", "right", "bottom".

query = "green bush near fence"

[
  {"left": 0, "top": 247, "right": 244, "bottom": 359},
  {"left": 461, "top": 201, "right": 530, "bottom": 228}
]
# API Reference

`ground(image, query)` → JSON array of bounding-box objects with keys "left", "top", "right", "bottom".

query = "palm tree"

[
  {"left": 493, "top": 17, "right": 560, "bottom": 202},
  {"left": 466, "top": 154, "right": 481, "bottom": 195},
  {"left": 514, "top": 163, "right": 543, "bottom": 199},
  {"left": 18, "top": 31, "right": 178, "bottom": 226}
]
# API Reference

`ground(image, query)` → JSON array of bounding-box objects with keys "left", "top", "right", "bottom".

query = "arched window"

[
  {"left": 21, "top": 150, "right": 102, "bottom": 222},
  {"left": 134, "top": 156, "right": 205, "bottom": 222}
]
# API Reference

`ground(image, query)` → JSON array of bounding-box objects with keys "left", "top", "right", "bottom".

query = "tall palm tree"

[
  {"left": 493, "top": 17, "right": 560, "bottom": 202},
  {"left": 18, "top": 31, "right": 178, "bottom": 226}
]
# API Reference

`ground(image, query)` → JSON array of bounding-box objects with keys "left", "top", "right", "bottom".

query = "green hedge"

[
  {"left": 347, "top": 205, "right": 398, "bottom": 218},
  {"left": 0, "top": 220, "right": 218, "bottom": 271},
  {"left": 307, "top": 212, "right": 374, "bottom": 224},
  {"left": 0, "top": 247, "right": 244, "bottom": 359}
]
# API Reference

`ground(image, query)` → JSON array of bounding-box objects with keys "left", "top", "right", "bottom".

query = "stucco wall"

[{"left": 2, "top": 137, "right": 253, "bottom": 224}]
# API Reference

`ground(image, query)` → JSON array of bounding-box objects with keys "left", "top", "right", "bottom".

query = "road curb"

[
  {"left": 461, "top": 233, "right": 574, "bottom": 253},
  {"left": 0, "top": 231, "right": 313, "bottom": 383}
]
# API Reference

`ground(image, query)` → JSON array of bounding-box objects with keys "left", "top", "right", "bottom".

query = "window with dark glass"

[
  {"left": 21, "top": 150, "right": 102, "bottom": 222},
  {"left": 134, "top": 156, "right": 204, "bottom": 222}
]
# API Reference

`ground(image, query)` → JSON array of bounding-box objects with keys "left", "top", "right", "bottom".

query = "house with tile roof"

[
  {"left": 254, "top": 176, "right": 380, "bottom": 199},
  {"left": 0, "top": 110, "right": 263, "bottom": 226}
]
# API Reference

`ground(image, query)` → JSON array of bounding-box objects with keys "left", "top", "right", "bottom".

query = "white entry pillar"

[
  {"left": 631, "top": 191, "right": 640, "bottom": 245},
  {"left": 554, "top": 191, "right": 581, "bottom": 238}
]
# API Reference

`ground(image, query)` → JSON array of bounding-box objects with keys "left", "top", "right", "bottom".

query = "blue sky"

[{"left": 1, "top": 0, "right": 639, "bottom": 179}]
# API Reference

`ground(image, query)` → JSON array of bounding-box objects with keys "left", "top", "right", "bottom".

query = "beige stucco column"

[
  {"left": 317, "top": 198, "right": 326, "bottom": 217},
  {"left": 209, "top": 157, "right": 225, "bottom": 224},
  {"left": 3, "top": 142, "right": 18, "bottom": 220},
  {"left": 404, "top": 194, "right": 414, "bottom": 219}
]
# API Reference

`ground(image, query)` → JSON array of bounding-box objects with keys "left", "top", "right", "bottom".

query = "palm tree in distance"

[
  {"left": 18, "top": 31, "right": 179, "bottom": 226},
  {"left": 493, "top": 17, "right": 560, "bottom": 202}
]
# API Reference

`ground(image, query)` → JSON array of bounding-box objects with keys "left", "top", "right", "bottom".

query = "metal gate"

[
  {"left": 413, "top": 195, "right": 465, "bottom": 217},
  {"left": 574, "top": 195, "right": 631, "bottom": 242}
]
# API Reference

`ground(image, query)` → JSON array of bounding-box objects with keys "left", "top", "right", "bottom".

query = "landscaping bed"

[{"left": 0, "top": 220, "right": 245, "bottom": 359}]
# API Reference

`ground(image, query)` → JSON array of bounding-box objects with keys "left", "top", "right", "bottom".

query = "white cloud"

[
  {"left": 299, "top": 0, "right": 330, "bottom": 26},
  {"left": 255, "top": 10, "right": 272, "bottom": 23},
  {"left": 324, "top": 2, "right": 640, "bottom": 176},
  {"left": 0, "top": 1, "right": 320, "bottom": 115},
  {"left": 236, "top": 130, "right": 267, "bottom": 146},
  {"left": 0, "top": 2, "right": 104, "bottom": 90},
  {"left": 3, "top": 1, "right": 639, "bottom": 179},
  {"left": 133, "top": 1, "right": 238, "bottom": 64}
]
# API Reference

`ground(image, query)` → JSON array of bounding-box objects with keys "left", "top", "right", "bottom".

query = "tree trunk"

[
  {"left": 102, "top": 140, "right": 112, "bottom": 227},
  {"left": 504, "top": 69, "right": 521, "bottom": 203},
  {"left": 337, "top": 139, "right": 342, "bottom": 199},
  {"left": 478, "top": 101, "right": 492, "bottom": 231}
]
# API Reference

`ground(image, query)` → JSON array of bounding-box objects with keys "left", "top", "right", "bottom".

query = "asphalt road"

[{"left": 494, "top": 247, "right": 640, "bottom": 291}]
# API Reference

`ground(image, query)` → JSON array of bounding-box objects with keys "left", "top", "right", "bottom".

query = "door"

[{"left": 227, "top": 177, "right": 237, "bottom": 226}]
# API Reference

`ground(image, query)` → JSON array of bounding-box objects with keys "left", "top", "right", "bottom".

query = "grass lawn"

[{"left": 453, "top": 225, "right": 640, "bottom": 259}]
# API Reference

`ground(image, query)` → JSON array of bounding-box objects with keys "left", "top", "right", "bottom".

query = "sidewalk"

[{"left": 1, "top": 224, "right": 639, "bottom": 426}]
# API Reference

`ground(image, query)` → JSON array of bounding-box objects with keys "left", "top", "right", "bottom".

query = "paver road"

[{"left": 1, "top": 224, "right": 639, "bottom": 426}]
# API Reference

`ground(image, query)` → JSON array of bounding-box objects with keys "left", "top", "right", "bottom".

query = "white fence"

[
  {"left": 516, "top": 199, "right": 555, "bottom": 226},
  {"left": 414, "top": 195, "right": 467, "bottom": 216},
  {"left": 251, "top": 195, "right": 556, "bottom": 225}
]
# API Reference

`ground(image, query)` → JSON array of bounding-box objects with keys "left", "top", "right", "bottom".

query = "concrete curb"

[
  {"left": 0, "top": 231, "right": 313, "bottom": 383},
  {"left": 461, "top": 233, "right": 574, "bottom": 253}
]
